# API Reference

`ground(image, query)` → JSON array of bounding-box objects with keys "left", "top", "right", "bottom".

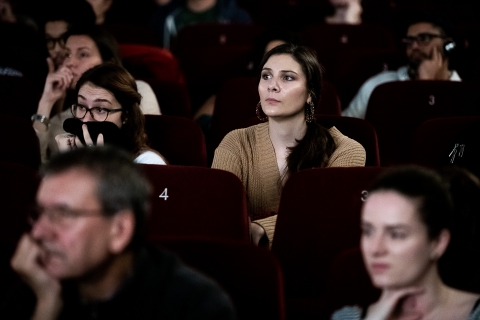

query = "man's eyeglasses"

[
  {"left": 402, "top": 33, "right": 445, "bottom": 46},
  {"left": 71, "top": 104, "right": 123, "bottom": 122},
  {"left": 28, "top": 205, "right": 105, "bottom": 227},
  {"left": 45, "top": 35, "right": 66, "bottom": 50}
]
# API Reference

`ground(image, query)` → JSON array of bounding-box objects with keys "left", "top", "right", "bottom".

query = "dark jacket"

[
  {"left": 1, "top": 244, "right": 237, "bottom": 319},
  {"left": 149, "top": 0, "right": 252, "bottom": 48}
]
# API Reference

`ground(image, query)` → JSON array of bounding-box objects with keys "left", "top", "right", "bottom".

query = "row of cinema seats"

[
  {"left": 1, "top": 109, "right": 480, "bottom": 173},
  {"left": 109, "top": 21, "right": 480, "bottom": 111},
  {"left": 3, "top": 162, "right": 480, "bottom": 319}
]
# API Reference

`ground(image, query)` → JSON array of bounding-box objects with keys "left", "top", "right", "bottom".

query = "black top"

[{"left": 1, "top": 244, "right": 237, "bottom": 320}]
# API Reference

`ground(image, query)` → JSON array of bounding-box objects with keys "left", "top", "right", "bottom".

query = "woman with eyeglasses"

[
  {"left": 55, "top": 62, "right": 167, "bottom": 164},
  {"left": 32, "top": 24, "right": 161, "bottom": 163}
]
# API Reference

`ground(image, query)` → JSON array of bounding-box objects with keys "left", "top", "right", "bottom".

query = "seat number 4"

[{"left": 159, "top": 188, "right": 169, "bottom": 200}]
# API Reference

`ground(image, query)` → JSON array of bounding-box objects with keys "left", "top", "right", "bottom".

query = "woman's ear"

[{"left": 430, "top": 229, "right": 451, "bottom": 260}]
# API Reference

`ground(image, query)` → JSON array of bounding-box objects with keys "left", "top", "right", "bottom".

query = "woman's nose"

[
  {"left": 371, "top": 236, "right": 387, "bottom": 256},
  {"left": 268, "top": 81, "right": 279, "bottom": 92}
]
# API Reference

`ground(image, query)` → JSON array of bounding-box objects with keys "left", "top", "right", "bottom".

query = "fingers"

[
  {"left": 74, "top": 135, "right": 84, "bottom": 148},
  {"left": 366, "top": 287, "right": 425, "bottom": 320},
  {"left": 82, "top": 124, "right": 94, "bottom": 146},
  {"left": 97, "top": 133, "right": 104, "bottom": 146},
  {"left": 55, "top": 133, "right": 76, "bottom": 152},
  {"left": 46, "top": 57, "right": 55, "bottom": 74}
]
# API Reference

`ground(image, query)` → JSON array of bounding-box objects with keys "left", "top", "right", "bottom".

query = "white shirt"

[{"left": 134, "top": 150, "right": 167, "bottom": 165}]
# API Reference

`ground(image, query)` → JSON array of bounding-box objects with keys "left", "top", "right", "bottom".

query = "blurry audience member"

[
  {"left": 150, "top": 0, "right": 252, "bottom": 48},
  {"left": 3, "top": 146, "right": 236, "bottom": 319},
  {"left": 212, "top": 44, "right": 365, "bottom": 246},
  {"left": 32, "top": 24, "right": 160, "bottom": 163},
  {"left": 343, "top": 12, "right": 461, "bottom": 119},
  {"left": 41, "top": 0, "right": 96, "bottom": 70},
  {"left": 332, "top": 166, "right": 480, "bottom": 319},
  {"left": 325, "top": 0, "right": 362, "bottom": 25},
  {"left": 56, "top": 62, "right": 167, "bottom": 165},
  {"left": 0, "top": 0, "right": 37, "bottom": 29},
  {"left": 194, "top": 27, "right": 302, "bottom": 130},
  {"left": 85, "top": 0, "right": 112, "bottom": 25}
]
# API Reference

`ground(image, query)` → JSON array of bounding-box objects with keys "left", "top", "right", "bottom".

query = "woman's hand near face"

[
  {"left": 56, "top": 124, "right": 104, "bottom": 151},
  {"left": 39, "top": 58, "right": 73, "bottom": 107},
  {"left": 74, "top": 124, "right": 104, "bottom": 147},
  {"left": 365, "top": 287, "right": 424, "bottom": 320}
]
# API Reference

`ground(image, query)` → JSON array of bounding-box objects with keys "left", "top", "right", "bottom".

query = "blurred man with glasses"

[
  {"left": 342, "top": 12, "right": 461, "bottom": 119},
  {"left": 2, "top": 146, "right": 236, "bottom": 320}
]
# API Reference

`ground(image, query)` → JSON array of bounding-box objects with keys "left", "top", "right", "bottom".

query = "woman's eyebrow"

[
  {"left": 261, "top": 67, "right": 299, "bottom": 74},
  {"left": 77, "top": 94, "right": 112, "bottom": 104}
]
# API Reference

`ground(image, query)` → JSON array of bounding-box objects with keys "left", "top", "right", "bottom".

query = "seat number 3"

[{"left": 159, "top": 188, "right": 169, "bottom": 200}]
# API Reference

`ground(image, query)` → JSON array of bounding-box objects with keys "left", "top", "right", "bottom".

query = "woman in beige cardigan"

[{"left": 212, "top": 44, "right": 366, "bottom": 246}]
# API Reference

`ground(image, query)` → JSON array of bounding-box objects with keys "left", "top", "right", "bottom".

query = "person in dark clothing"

[
  {"left": 149, "top": 0, "right": 252, "bottom": 48},
  {"left": 2, "top": 145, "right": 237, "bottom": 320}
]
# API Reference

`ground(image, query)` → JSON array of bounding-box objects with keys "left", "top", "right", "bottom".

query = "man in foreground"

[{"left": 3, "top": 146, "right": 236, "bottom": 319}]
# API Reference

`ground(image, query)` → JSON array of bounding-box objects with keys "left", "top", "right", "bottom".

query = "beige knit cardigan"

[{"left": 212, "top": 122, "right": 366, "bottom": 244}]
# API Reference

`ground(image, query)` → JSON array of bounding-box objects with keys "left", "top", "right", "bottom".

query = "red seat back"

[
  {"left": 410, "top": 116, "right": 480, "bottom": 170},
  {"left": 300, "top": 23, "right": 396, "bottom": 81},
  {"left": 151, "top": 238, "right": 286, "bottom": 320},
  {"left": 271, "top": 167, "right": 386, "bottom": 318},
  {"left": 119, "top": 43, "right": 185, "bottom": 84},
  {"left": 144, "top": 115, "right": 207, "bottom": 167},
  {"left": 323, "top": 247, "right": 380, "bottom": 318},
  {"left": 0, "top": 114, "right": 41, "bottom": 170},
  {"left": 365, "top": 81, "right": 480, "bottom": 166},
  {"left": 140, "top": 77, "right": 191, "bottom": 118},
  {"left": 139, "top": 165, "right": 249, "bottom": 243}
]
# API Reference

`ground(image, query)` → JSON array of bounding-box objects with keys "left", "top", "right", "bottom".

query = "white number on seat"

[{"left": 159, "top": 188, "right": 169, "bottom": 200}]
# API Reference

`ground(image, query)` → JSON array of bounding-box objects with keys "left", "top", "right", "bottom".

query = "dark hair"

[
  {"left": 42, "top": 145, "right": 151, "bottom": 247},
  {"left": 75, "top": 62, "right": 149, "bottom": 157},
  {"left": 258, "top": 43, "right": 336, "bottom": 174},
  {"left": 64, "top": 24, "right": 122, "bottom": 66},
  {"left": 438, "top": 167, "right": 480, "bottom": 289},
  {"left": 404, "top": 10, "right": 455, "bottom": 39},
  {"left": 42, "top": 0, "right": 96, "bottom": 29},
  {"left": 368, "top": 165, "right": 453, "bottom": 239}
]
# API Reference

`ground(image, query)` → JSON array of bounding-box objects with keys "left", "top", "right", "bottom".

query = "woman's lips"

[
  {"left": 265, "top": 98, "right": 280, "bottom": 103},
  {"left": 371, "top": 263, "right": 390, "bottom": 273}
]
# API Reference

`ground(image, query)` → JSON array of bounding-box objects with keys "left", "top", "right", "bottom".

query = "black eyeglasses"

[
  {"left": 45, "top": 35, "right": 66, "bottom": 50},
  {"left": 71, "top": 104, "right": 123, "bottom": 122},
  {"left": 27, "top": 205, "right": 105, "bottom": 227},
  {"left": 402, "top": 33, "right": 445, "bottom": 46}
]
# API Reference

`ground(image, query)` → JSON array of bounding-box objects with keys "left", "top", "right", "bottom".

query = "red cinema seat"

[
  {"left": 300, "top": 23, "right": 396, "bottom": 81},
  {"left": 144, "top": 115, "right": 207, "bottom": 167},
  {"left": 323, "top": 247, "right": 380, "bottom": 318},
  {"left": 140, "top": 77, "right": 192, "bottom": 118},
  {"left": 271, "top": 166, "right": 386, "bottom": 319},
  {"left": 365, "top": 81, "right": 480, "bottom": 166},
  {"left": 0, "top": 114, "right": 41, "bottom": 170},
  {"left": 151, "top": 238, "right": 286, "bottom": 320},
  {"left": 139, "top": 164, "right": 249, "bottom": 243},
  {"left": 119, "top": 43, "right": 185, "bottom": 84}
]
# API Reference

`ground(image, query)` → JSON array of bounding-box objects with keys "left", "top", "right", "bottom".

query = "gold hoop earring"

[
  {"left": 305, "top": 101, "right": 315, "bottom": 123},
  {"left": 256, "top": 101, "right": 268, "bottom": 122}
]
